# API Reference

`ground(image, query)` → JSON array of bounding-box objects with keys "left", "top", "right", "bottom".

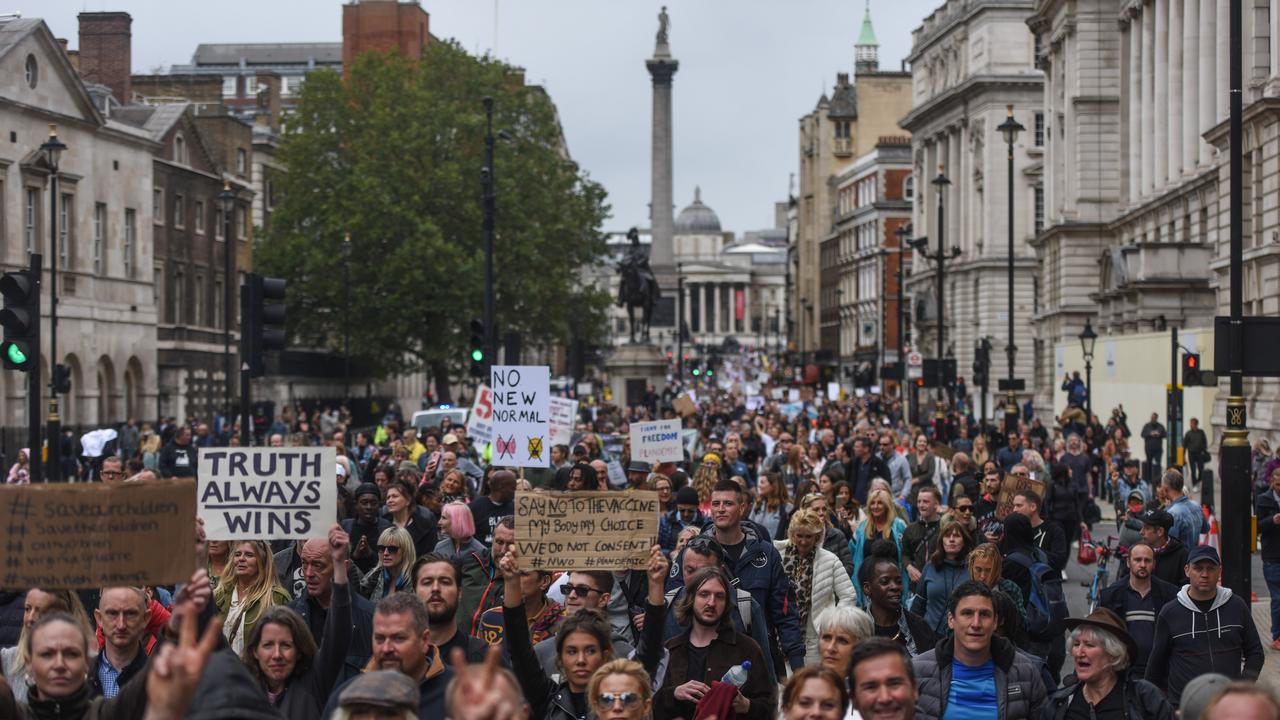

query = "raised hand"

[
  {"left": 448, "top": 645, "right": 528, "bottom": 720},
  {"left": 144, "top": 606, "right": 222, "bottom": 720}
]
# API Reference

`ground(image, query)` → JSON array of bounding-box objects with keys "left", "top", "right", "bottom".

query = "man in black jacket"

[
  {"left": 1098, "top": 542, "right": 1179, "bottom": 678},
  {"left": 1140, "top": 413, "right": 1167, "bottom": 484},
  {"left": 1182, "top": 418, "right": 1209, "bottom": 487},
  {"left": 1256, "top": 468, "right": 1280, "bottom": 649},
  {"left": 1139, "top": 509, "right": 1189, "bottom": 587},
  {"left": 291, "top": 532, "right": 374, "bottom": 681},
  {"left": 158, "top": 425, "right": 197, "bottom": 479},
  {"left": 845, "top": 436, "right": 890, "bottom": 505},
  {"left": 1012, "top": 488, "right": 1068, "bottom": 572}
]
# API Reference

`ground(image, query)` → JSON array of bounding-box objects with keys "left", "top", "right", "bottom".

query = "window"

[
  {"left": 237, "top": 206, "right": 248, "bottom": 240},
  {"left": 245, "top": 76, "right": 259, "bottom": 96},
  {"left": 1034, "top": 186, "right": 1045, "bottom": 235},
  {"left": 194, "top": 275, "right": 204, "bottom": 327},
  {"left": 214, "top": 206, "right": 225, "bottom": 240},
  {"left": 93, "top": 203, "right": 106, "bottom": 275},
  {"left": 194, "top": 200, "right": 205, "bottom": 234},
  {"left": 1034, "top": 113, "right": 1046, "bottom": 147},
  {"left": 153, "top": 188, "right": 163, "bottom": 225},
  {"left": 124, "top": 209, "right": 136, "bottom": 278},
  {"left": 174, "top": 134, "right": 187, "bottom": 165},
  {"left": 835, "top": 121, "right": 851, "bottom": 139},
  {"left": 236, "top": 148, "right": 247, "bottom": 175},
  {"left": 24, "top": 188, "right": 38, "bottom": 254},
  {"left": 153, "top": 266, "right": 162, "bottom": 311},
  {"left": 24, "top": 55, "right": 37, "bottom": 88},
  {"left": 222, "top": 76, "right": 237, "bottom": 97},
  {"left": 174, "top": 194, "right": 185, "bottom": 229},
  {"left": 214, "top": 279, "right": 224, "bottom": 329},
  {"left": 904, "top": 175, "right": 915, "bottom": 201},
  {"left": 174, "top": 269, "right": 185, "bottom": 324},
  {"left": 59, "top": 194, "right": 72, "bottom": 267}
]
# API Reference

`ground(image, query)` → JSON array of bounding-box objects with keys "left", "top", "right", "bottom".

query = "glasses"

[
  {"left": 377, "top": 545, "right": 401, "bottom": 554},
  {"left": 561, "top": 583, "right": 602, "bottom": 598},
  {"left": 685, "top": 536, "right": 725, "bottom": 558},
  {"left": 597, "top": 692, "right": 641, "bottom": 709},
  {"left": 955, "top": 505, "right": 974, "bottom": 514}
]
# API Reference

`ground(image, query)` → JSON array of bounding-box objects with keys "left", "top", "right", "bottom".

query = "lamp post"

[
  {"left": 341, "top": 234, "right": 353, "bottom": 405},
  {"left": 894, "top": 224, "right": 911, "bottom": 401},
  {"left": 41, "top": 125, "right": 66, "bottom": 481},
  {"left": 910, "top": 168, "right": 960, "bottom": 424},
  {"left": 482, "top": 96, "right": 497, "bottom": 376},
  {"left": 1079, "top": 319, "right": 1097, "bottom": 423},
  {"left": 676, "top": 262, "right": 684, "bottom": 383},
  {"left": 218, "top": 181, "right": 235, "bottom": 429},
  {"left": 996, "top": 105, "right": 1025, "bottom": 435}
]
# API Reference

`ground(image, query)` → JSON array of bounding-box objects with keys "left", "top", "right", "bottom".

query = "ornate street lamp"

[
  {"left": 1079, "top": 318, "right": 1098, "bottom": 422},
  {"left": 996, "top": 105, "right": 1025, "bottom": 434}
]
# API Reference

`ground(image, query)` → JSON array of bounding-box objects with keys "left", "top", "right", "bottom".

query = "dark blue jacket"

[
  {"left": 667, "top": 523, "right": 806, "bottom": 670},
  {"left": 289, "top": 581, "right": 375, "bottom": 682}
]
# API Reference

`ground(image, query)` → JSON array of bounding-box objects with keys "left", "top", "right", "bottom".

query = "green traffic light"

[
  {"left": 692, "top": 368, "right": 701, "bottom": 376},
  {"left": 707, "top": 370, "right": 714, "bottom": 377},
  {"left": 471, "top": 348, "right": 484, "bottom": 362},
  {"left": 5, "top": 343, "right": 26, "bottom": 365}
]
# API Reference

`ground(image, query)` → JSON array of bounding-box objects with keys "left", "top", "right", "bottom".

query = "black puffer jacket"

[
  {"left": 911, "top": 635, "right": 1047, "bottom": 720},
  {"left": 1040, "top": 676, "right": 1173, "bottom": 720}
]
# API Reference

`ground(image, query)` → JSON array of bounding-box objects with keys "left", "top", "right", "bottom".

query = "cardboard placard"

[
  {"left": 468, "top": 385, "right": 494, "bottom": 444},
  {"left": 515, "top": 490, "right": 659, "bottom": 570},
  {"left": 548, "top": 397, "right": 578, "bottom": 447},
  {"left": 490, "top": 365, "right": 551, "bottom": 468},
  {"left": 198, "top": 448, "right": 336, "bottom": 540},
  {"left": 672, "top": 394, "right": 697, "bottom": 417},
  {"left": 631, "top": 419, "right": 683, "bottom": 463},
  {"left": 994, "top": 475, "right": 1047, "bottom": 520},
  {"left": 0, "top": 480, "right": 196, "bottom": 589}
]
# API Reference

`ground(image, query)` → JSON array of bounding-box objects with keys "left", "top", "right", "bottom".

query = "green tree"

[{"left": 256, "top": 42, "right": 611, "bottom": 401}]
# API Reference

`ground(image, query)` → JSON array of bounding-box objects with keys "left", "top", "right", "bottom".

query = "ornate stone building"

[{"left": 901, "top": 0, "right": 1043, "bottom": 420}]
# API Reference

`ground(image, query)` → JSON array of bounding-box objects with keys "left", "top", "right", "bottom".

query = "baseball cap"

[
  {"left": 1187, "top": 545, "right": 1221, "bottom": 566},
  {"left": 1141, "top": 509, "right": 1174, "bottom": 530},
  {"left": 675, "top": 486, "right": 700, "bottom": 506},
  {"left": 354, "top": 482, "right": 381, "bottom": 500},
  {"left": 441, "top": 433, "right": 460, "bottom": 445}
]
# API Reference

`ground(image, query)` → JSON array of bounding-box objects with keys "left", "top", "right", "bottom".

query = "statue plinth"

[{"left": 606, "top": 344, "right": 667, "bottom": 409}]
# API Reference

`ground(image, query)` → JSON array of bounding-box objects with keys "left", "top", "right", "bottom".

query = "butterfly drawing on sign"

[
  {"left": 496, "top": 435, "right": 517, "bottom": 459},
  {"left": 527, "top": 437, "right": 544, "bottom": 461}
]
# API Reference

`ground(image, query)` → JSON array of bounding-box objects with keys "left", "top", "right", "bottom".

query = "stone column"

[
  {"left": 1153, "top": 0, "right": 1168, "bottom": 192},
  {"left": 1168, "top": 0, "right": 1183, "bottom": 182},
  {"left": 1183, "top": 0, "right": 1199, "bottom": 174},
  {"left": 1200, "top": 0, "right": 1217, "bottom": 165},
  {"left": 1129, "top": 13, "right": 1142, "bottom": 202},
  {"left": 1142, "top": 5, "right": 1155, "bottom": 195},
  {"left": 1218, "top": 0, "right": 1230, "bottom": 123},
  {"left": 646, "top": 25, "right": 679, "bottom": 271}
]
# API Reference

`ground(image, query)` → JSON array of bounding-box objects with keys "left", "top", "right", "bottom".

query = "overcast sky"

[{"left": 31, "top": 0, "right": 943, "bottom": 233}]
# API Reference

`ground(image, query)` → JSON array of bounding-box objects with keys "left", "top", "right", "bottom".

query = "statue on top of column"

[{"left": 657, "top": 6, "right": 670, "bottom": 45}]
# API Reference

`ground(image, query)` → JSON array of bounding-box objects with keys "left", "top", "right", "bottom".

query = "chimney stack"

[
  {"left": 255, "top": 71, "right": 282, "bottom": 131},
  {"left": 77, "top": 12, "right": 132, "bottom": 104}
]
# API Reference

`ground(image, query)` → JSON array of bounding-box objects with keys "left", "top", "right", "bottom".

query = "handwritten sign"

[
  {"left": 515, "top": 490, "right": 659, "bottom": 570},
  {"left": 995, "top": 475, "right": 1046, "bottom": 520},
  {"left": 548, "top": 397, "right": 578, "bottom": 447},
  {"left": 490, "top": 365, "right": 550, "bottom": 467},
  {"left": 631, "top": 419, "right": 683, "bottom": 463},
  {"left": 672, "top": 393, "right": 697, "bottom": 417},
  {"left": 468, "top": 385, "right": 494, "bottom": 444},
  {"left": 0, "top": 480, "right": 196, "bottom": 589},
  {"left": 198, "top": 448, "right": 336, "bottom": 540}
]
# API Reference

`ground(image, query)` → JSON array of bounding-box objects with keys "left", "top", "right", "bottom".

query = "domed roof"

[{"left": 675, "top": 187, "right": 722, "bottom": 235}]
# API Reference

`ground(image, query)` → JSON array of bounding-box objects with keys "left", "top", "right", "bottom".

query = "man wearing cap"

[
  {"left": 1099, "top": 542, "right": 1179, "bottom": 679},
  {"left": 1139, "top": 508, "right": 1189, "bottom": 587},
  {"left": 331, "top": 670, "right": 422, "bottom": 719},
  {"left": 433, "top": 433, "right": 483, "bottom": 492},
  {"left": 1145, "top": 545, "right": 1265, "bottom": 708},
  {"left": 1256, "top": 465, "right": 1280, "bottom": 650},
  {"left": 342, "top": 483, "right": 394, "bottom": 575},
  {"left": 1044, "top": 608, "right": 1172, "bottom": 718},
  {"left": 658, "top": 486, "right": 708, "bottom": 552},
  {"left": 626, "top": 460, "right": 652, "bottom": 489}
]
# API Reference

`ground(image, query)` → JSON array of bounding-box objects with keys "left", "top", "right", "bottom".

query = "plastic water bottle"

[{"left": 720, "top": 660, "right": 751, "bottom": 687}]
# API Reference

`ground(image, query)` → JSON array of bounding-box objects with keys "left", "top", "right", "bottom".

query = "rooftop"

[{"left": 187, "top": 42, "right": 343, "bottom": 67}]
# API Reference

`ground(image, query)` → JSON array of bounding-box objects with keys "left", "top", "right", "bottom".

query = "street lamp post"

[
  {"left": 676, "top": 262, "right": 684, "bottom": 383},
  {"left": 996, "top": 105, "right": 1025, "bottom": 435},
  {"left": 910, "top": 168, "right": 960, "bottom": 424},
  {"left": 218, "top": 181, "right": 235, "bottom": 431},
  {"left": 1079, "top": 319, "right": 1097, "bottom": 422},
  {"left": 894, "top": 224, "right": 911, "bottom": 403},
  {"left": 41, "top": 125, "right": 66, "bottom": 482},
  {"left": 482, "top": 96, "right": 497, "bottom": 375},
  {"left": 341, "top": 234, "right": 353, "bottom": 405}
]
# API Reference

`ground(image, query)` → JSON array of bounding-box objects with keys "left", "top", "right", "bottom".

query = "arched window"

[
  {"left": 174, "top": 134, "right": 187, "bottom": 165},
  {"left": 904, "top": 175, "right": 915, "bottom": 201},
  {"left": 24, "top": 55, "right": 37, "bottom": 88}
]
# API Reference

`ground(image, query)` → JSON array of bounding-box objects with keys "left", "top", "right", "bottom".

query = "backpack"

[
  {"left": 664, "top": 585, "right": 753, "bottom": 634},
  {"left": 1007, "top": 549, "right": 1068, "bottom": 642}
]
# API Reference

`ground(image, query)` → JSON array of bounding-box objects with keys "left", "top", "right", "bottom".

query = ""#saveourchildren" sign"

[
  {"left": 490, "top": 365, "right": 550, "bottom": 468},
  {"left": 198, "top": 448, "right": 336, "bottom": 540},
  {"left": 515, "top": 490, "right": 659, "bottom": 570}
]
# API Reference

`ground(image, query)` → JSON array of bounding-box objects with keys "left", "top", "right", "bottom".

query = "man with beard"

[
  {"left": 342, "top": 483, "right": 393, "bottom": 574},
  {"left": 654, "top": 566, "right": 776, "bottom": 720},
  {"left": 974, "top": 464, "right": 1004, "bottom": 542},
  {"left": 413, "top": 553, "right": 488, "bottom": 665},
  {"left": 1098, "top": 542, "right": 1178, "bottom": 678},
  {"left": 290, "top": 530, "right": 374, "bottom": 680},
  {"left": 459, "top": 516, "right": 515, "bottom": 637},
  {"left": 1139, "top": 509, "right": 1189, "bottom": 587},
  {"left": 534, "top": 570, "right": 633, "bottom": 676},
  {"left": 850, "top": 638, "right": 919, "bottom": 720},
  {"left": 321, "top": 592, "right": 454, "bottom": 720}
]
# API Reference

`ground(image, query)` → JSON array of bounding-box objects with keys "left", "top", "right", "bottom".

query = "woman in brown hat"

[{"left": 1040, "top": 608, "right": 1173, "bottom": 719}]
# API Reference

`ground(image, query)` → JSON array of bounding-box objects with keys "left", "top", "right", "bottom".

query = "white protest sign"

[
  {"left": 198, "top": 448, "right": 336, "bottom": 540},
  {"left": 827, "top": 382, "right": 840, "bottom": 401},
  {"left": 548, "top": 397, "right": 578, "bottom": 447},
  {"left": 788, "top": 388, "right": 801, "bottom": 402},
  {"left": 746, "top": 395, "right": 765, "bottom": 411},
  {"left": 490, "top": 365, "right": 550, "bottom": 467},
  {"left": 468, "top": 385, "right": 494, "bottom": 444},
  {"left": 630, "top": 419, "right": 683, "bottom": 463}
]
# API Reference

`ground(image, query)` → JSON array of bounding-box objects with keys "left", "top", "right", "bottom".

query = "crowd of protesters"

[{"left": 0, "top": 372, "right": 1277, "bottom": 720}]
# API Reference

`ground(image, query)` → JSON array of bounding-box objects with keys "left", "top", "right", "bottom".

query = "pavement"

[{"left": 1060, "top": 480, "right": 1280, "bottom": 691}]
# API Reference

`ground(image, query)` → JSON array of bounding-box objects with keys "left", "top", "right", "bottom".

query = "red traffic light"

[{"left": 1187, "top": 355, "right": 1197, "bottom": 368}]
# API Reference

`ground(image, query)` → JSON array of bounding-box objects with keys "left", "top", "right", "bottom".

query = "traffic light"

[
  {"left": 1182, "top": 353, "right": 1202, "bottom": 386},
  {"left": 692, "top": 365, "right": 701, "bottom": 377},
  {"left": 469, "top": 318, "right": 486, "bottom": 378},
  {"left": 973, "top": 341, "right": 990, "bottom": 387},
  {"left": 0, "top": 269, "right": 39, "bottom": 372},
  {"left": 241, "top": 274, "right": 286, "bottom": 378},
  {"left": 52, "top": 363, "right": 71, "bottom": 394}
]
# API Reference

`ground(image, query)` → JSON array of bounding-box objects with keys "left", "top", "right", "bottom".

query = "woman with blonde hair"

[
  {"left": 776, "top": 509, "right": 858, "bottom": 665},
  {"left": 360, "top": 526, "right": 416, "bottom": 599},
  {"left": 967, "top": 542, "right": 1027, "bottom": 644},
  {"left": 972, "top": 433, "right": 990, "bottom": 468},
  {"left": 797, "top": 492, "right": 856, "bottom": 576},
  {"left": 587, "top": 659, "right": 653, "bottom": 720},
  {"left": 0, "top": 589, "right": 94, "bottom": 704},
  {"left": 848, "top": 488, "right": 907, "bottom": 604},
  {"left": 214, "top": 539, "right": 291, "bottom": 655},
  {"left": 690, "top": 458, "right": 722, "bottom": 508}
]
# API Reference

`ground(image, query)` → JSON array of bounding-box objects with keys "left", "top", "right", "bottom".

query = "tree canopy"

[{"left": 256, "top": 41, "right": 611, "bottom": 395}]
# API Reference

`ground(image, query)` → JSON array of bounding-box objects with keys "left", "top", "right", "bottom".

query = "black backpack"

[{"left": 1007, "top": 549, "right": 1068, "bottom": 642}]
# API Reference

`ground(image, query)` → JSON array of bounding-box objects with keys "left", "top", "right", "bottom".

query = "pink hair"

[{"left": 442, "top": 502, "right": 476, "bottom": 540}]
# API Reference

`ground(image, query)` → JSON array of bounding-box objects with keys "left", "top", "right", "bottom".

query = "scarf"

[
  {"left": 529, "top": 598, "right": 565, "bottom": 645},
  {"left": 783, "top": 544, "right": 815, "bottom": 630}
]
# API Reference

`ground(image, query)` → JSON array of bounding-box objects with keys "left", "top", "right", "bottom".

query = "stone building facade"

[{"left": 900, "top": 0, "right": 1043, "bottom": 422}]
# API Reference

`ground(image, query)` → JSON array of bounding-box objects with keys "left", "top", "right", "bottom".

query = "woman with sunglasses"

[
  {"left": 359, "top": 526, "right": 416, "bottom": 599},
  {"left": 587, "top": 659, "right": 652, "bottom": 720}
]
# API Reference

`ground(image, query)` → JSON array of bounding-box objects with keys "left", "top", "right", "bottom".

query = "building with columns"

[
  {"left": 901, "top": 0, "right": 1043, "bottom": 422},
  {"left": 794, "top": 6, "right": 912, "bottom": 361}
]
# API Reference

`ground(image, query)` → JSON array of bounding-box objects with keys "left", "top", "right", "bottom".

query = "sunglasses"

[
  {"left": 377, "top": 545, "right": 401, "bottom": 554},
  {"left": 685, "top": 536, "right": 725, "bottom": 558},
  {"left": 561, "top": 583, "right": 602, "bottom": 598},
  {"left": 955, "top": 505, "right": 974, "bottom": 513},
  {"left": 597, "top": 692, "right": 641, "bottom": 708}
]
